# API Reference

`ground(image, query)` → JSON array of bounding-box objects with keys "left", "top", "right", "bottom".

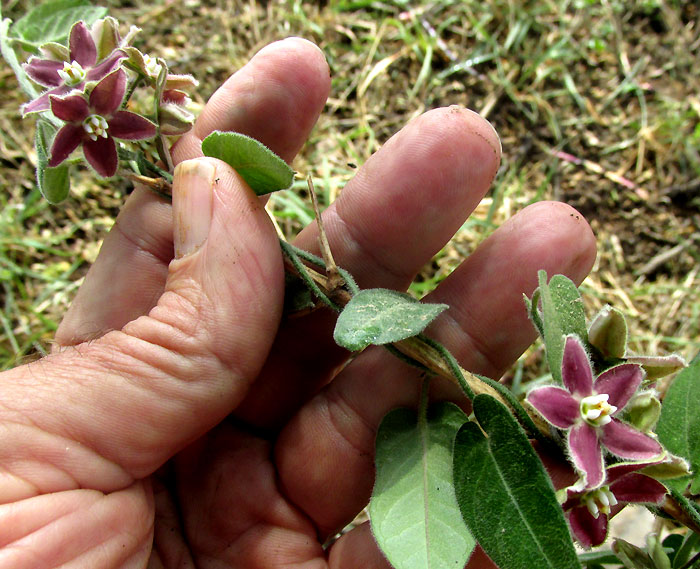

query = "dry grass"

[{"left": 0, "top": 0, "right": 698, "bottom": 373}]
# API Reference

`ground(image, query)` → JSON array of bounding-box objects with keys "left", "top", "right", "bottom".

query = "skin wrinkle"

[
  {"left": 112, "top": 197, "right": 174, "bottom": 266},
  {"left": 0, "top": 487, "right": 152, "bottom": 568},
  {"left": 328, "top": 204, "right": 411, "bottom": 289}
]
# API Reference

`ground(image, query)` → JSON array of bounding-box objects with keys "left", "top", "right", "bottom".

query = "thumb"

[{"left": 0, "top": 158, "right": 284, "bottom": 498}]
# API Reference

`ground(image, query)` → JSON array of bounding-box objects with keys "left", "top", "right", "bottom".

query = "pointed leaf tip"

[{"left": 333, "top": 288, "right": 448, "bottom": 351}]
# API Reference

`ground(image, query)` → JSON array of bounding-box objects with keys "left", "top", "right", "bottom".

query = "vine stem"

[{"left": 280, "top": 240, "right": 537, "bottom": 431}]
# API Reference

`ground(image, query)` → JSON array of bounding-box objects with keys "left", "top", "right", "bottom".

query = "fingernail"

[{"left": 173, "top": 159, "right": 215, "bottom": 258}]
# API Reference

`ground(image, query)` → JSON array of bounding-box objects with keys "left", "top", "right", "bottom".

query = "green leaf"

[
  {"left": 11, "top": 0, "right": 106, "bottom": 46},
  {"left": 0, "top": 16, "right": 40, "bottom": 100},
  {"left": 454, "top": 395, "right": 581, "bottom": 569},
  {"left": 35, "top": 119, "right": 70, "bottom": 203},
  {"left": 333, "top": 288, "right": 448, "bottom": 351},
  {"left": 201, "top": 131, "right": 294, "bottom": 195},
  {"left": 656, "top": 359, "right": 700, "bottom": 493},
  {"left": 534, "top": 271, "right": 588, "bottom": 383},
  {"left": 370, "top": 402, "right": 475, "bottom": 569}
]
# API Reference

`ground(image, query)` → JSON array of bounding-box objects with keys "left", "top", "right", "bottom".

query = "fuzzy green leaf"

[
  {"left": 656, "top": 358, "right": 700, "bottom": 493},
  {"left": 534, "top": 271, "right": 588, "bottom": 383},
  {"left": 454, "top": 395, "right": 581, "bottom": 569},
  {"left": 333, "top": 288, "right": 448, "bottom": 351},
  {"left": 201, "top": 131, "right": 294, "bottom": 195},
  {"left": 370, "top": 402, "right": 475, "bottom": 569},
  {"left": 35, "top": 119, "right": 70, "bottom": 203},
  {"left": 11, "top": 0, "right": 107, "bottom": 46}
]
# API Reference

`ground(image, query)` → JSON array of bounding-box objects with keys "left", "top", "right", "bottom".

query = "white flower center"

[
  {"left": 580, "top": 393, "right": 617, "bottom": 426},
  {"left": 83, "top": 115, "right": 109, "bottom": 141},
  {"left": 143, "top": 54, "right": 162, "bottom": 78},
  {"left": 582, "top": 486, "right": 618, "bottom": 518},
  {"left": 57, "top": 60, "right": 86, "bottom": 86}
]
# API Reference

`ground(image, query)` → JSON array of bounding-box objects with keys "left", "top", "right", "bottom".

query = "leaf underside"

[{"left": 371, "top": 402, "right": 475, "bottom": 569}]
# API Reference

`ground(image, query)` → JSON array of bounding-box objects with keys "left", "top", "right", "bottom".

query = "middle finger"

[{"left": 233, "top": 106, "right": 501, "bottom": 429}]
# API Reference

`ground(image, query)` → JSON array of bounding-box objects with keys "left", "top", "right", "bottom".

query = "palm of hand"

[{"left": 0, "top": 39, "right": 595, "bottom": 569}]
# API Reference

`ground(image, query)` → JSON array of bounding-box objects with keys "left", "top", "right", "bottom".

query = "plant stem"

[
  {"left": 280, "top": 239, "right": 342, "bottom": 311},
  {"left": 418, "top": 334, "right": 475, "bottom": 399},
  {"left": 665, "top": 490, "right": 700, "bottom": 535},
  {"left": 284, "top": 242, "right": 538, "bottom": 428},
  {"left": 678, "top": 551, "right": 700, "bottom": 569},
  {"left": 123, "top": 75, "right": 144, "bottom": 110}
]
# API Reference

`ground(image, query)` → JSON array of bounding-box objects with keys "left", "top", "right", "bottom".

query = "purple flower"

[
  {"left": 48, "top": 69, "right": 156, "bottom": 178},
  {"left": 563, "top": 462, "right": 667, "bottom": 548},
  {"left": 526, "top": 336, "right": 663, "bottom": 488},
  {"left": 21, "top": 20, "right": 125, "bottom": 116}
]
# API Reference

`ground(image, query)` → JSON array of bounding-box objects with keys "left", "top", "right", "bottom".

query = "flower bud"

[
  {"left": 91, "top": 16, "right": 121, "bottom": 61},
  {"left": 624, "top": 390, "right": 661, "bottom": 433},
  {"left": 159, "top": 101, "right": 195, "bottom": 135},
  {"left": 646, "top": 534, "right": 671, "bottom": 569},
  {"left": 588, "top": 305, "right": 627, "bottom": 359}
]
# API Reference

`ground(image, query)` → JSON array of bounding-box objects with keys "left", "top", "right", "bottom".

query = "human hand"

[{"left": 0, "top": 38, "right": 596, "bottom": 568}]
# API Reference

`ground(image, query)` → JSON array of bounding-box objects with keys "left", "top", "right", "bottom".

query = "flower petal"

[
  {"left": 610, "top": 473, "right": 667, "bottom": 505},
  {"left": 164, "top": 73, "right": 199, "bottom": 92},
  {"left": 594, "top": 363, "right": 644, "bottom": 410},
  {"left": 86, "top": 50, "right": 126, "bottom": 82},
  {"left": 562, "top": 336, "right": 594, "bottom": 397},
  {"left": 601, "top": 419, "right": 663, "bottom": 460},
  {"left": 108, "top": 111, "right": 157, "bottom": 140},
  {"left": 89, "top": 69, "right": 126, "bottom": 116},
  {"left": 83, "top": 136, "right": 118, "bottom": 178},
  {"left": 21, "top": 91, "right": 52, "bottom": 116},
  {"left": 69, "top": 22, "right": 97, "bottom": 67},
  {"left": 567, "top": 505, "right": 608, "bottom": 548},
  {"left": 626, "top": 354, "right": 687, "bottom": 381},
  {"left": 568, "top": 422, "right": 605, "bottom": 488},
  {"left": 23, "top": 58, "right": 63, "bottom": 87},
  {"left": 50, "top": 94, "right": 90, "bottom": 122},
  {"left": 605, "top": 460, "right": 664, "bottom": 484},
  {"left": 526, "top": 386, "right": 579, "bottom": 428},
  {"left": 48, "top": 124, "right": 84, "bottom": 167}
]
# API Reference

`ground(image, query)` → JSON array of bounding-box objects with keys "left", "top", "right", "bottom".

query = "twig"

[
  {"left": 636, "top": 235, "right": 699, "bottom": 278},
  {"left": 307, "top": 176, "right": 343, "bottom": 291},
  {"left": 125, "top": 173, "right": 172, "bottom": 200}
]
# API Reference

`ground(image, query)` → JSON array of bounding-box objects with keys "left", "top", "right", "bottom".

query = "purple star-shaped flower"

[
  {"left": 48, "top": 69, "right": 156, "bottom": 178},
  {"left": 563, "top": 462, "right": 667, "bottom": 548},
  {"left": 21, "top": 20, "right": 125, "bottom": 116},
  {"left": 526, "top": 336, "right": 663, "bottom": 488}
]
